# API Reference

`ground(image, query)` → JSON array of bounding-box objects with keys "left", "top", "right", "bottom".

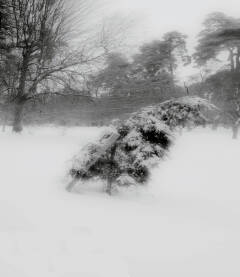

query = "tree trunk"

[
  {"left": 229, "top": 48, "right": 235, "bottom": 73},
  {"left": 236, "top": 47, "right": 240, "bottom": 73},
  {"left": 12, "top": 100, "right": 25, "bottom": 133},
  {"left": 2, "top": 113, "right": 7, "bottom": 132},
  {"left": 232, "top": 115, "right": 240, "bottom": 139},
  {"left": 106, "top": 177, "right": 113, "bottom": 195},
  {"left": 232, "top": 125, "right": 238, "bottom": 139},
  {"left": 12, "top": 50, "right": 30, "bottom": 133},
  {"left": 105, "top": 145, "right": 118, "bottom": 195},
  {"left": 1, "top": 105, "right": 8, "bottom": 132}
]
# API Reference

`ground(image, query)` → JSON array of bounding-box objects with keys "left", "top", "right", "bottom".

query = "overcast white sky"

[
  {"left": 80, "top": 0, "right": 240, "bottom": 80},
  {"left": 109, "top": 0, "right": 240, "bottom": 42},
  {"left": 99, "top": 0, "right": 240, "bottom": 80}
]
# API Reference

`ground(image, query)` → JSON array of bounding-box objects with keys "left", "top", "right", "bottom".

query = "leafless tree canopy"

[{"left": 0, "top": 0, "right": 106, "bottom": 131}]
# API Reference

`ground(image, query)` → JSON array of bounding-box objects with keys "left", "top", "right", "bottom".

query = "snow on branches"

[
  {"left": 68, "top": 96, "right": 216, "bottom": 194},
  {"left": 141, "top": 96, "right": 217, "bottom": 130}
]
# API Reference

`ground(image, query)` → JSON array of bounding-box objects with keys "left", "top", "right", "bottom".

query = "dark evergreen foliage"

[{"left": 69, "top": 96, "right": 216, "bottom": 193}]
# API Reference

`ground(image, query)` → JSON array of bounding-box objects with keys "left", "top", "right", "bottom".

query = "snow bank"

[{"left": 0, "top": 126, "right": 240, "bottom": 276}]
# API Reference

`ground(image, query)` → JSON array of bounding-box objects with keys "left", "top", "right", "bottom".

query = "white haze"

[{"left": 87, "top": 0, "right": 240, "bottom": 81}]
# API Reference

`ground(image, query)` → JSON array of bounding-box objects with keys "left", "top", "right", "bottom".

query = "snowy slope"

[{"left": 0, "top": 126, "right": 240, "bottom": 277}]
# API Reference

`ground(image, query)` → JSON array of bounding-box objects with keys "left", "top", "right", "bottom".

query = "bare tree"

[
  {"left": 97, "top": 14, "right": 137, "bottom": 55},
  {"left": 1, "top": 0, "right": 102, "bottom": 132}
]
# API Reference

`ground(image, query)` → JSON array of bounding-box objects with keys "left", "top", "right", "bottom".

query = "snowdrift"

[{"left": 0, "top": 126, "right": 240, "bottom": 277}]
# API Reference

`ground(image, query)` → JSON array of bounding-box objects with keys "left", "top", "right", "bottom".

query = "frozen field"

[{"left": 0, "top": 126, "right": 240, "bottom": 277}]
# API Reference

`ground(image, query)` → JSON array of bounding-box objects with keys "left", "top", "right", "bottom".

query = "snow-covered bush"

[
  {"left": 68, "top": 110, "right": 173, "bottom": 193},
  {"left": 142, "top": 96, "right": 217, "bottom": 130},
  {"left": 68, "top": 96, "right": 216, "bottom": 194}
]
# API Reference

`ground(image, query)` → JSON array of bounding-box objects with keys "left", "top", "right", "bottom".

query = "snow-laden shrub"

[
  {"left": 68, "top": 109, "right": 173, "bottom": 193},
  {"left": 140, "top": 96, "right": 217, "bottom": 130},
  {"left": 68, "top": 96, "right": 216, "bottom": 193}
]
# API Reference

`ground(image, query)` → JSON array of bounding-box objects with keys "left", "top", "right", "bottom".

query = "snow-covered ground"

[{"left": 0, "top": 126, "right": 240, "bottom": 277}]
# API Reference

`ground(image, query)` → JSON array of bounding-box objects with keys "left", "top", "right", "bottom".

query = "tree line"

[{"left": 0, "top": 2, "right": 240, "bottom": 132}]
